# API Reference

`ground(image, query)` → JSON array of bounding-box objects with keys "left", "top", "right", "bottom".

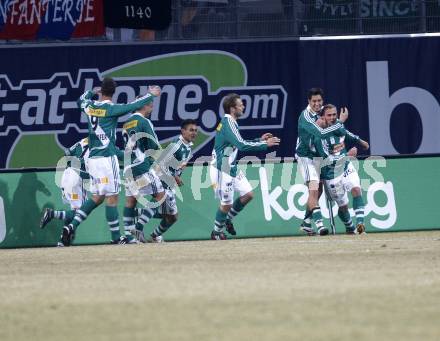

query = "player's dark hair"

[
  {"left": 101, "top": 77, "right": 116, "bottom": 97},
  {"left": 222, "top": 93, "right": 241, "bottom": 114},
  {"left": 181, "top": 119, "right": 198, "bottom": 130},
  {"left": 321, "top": 104, "right": 336, "bottom": 116},
  {"left": 307, "top": 87, "right": 324, "bottom": 100}
]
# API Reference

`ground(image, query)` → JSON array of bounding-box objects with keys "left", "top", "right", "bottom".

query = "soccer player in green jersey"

[
  {"left": 60, "top": 78, "right": 160, "bottom": 246},
  {"left": 296, "top": 88, "right": 349, "bottom": 235},
  {"left": 316, "top": 104, "right": 369, "bottom": 234},
  {"left": 121, "top": 92, "right": 169, "bottom": 243},
  {"left": 210, "top": 93, "right": 280, "bottom": 240},
  {"left": 313, "top": 104, "right": 369, "bottom": 234},
  {"left": 40, "top": 137, "right": 90, "bottom": 246},
  {"left": 132, "top": 119, "right": 198, "bottom": 243}
]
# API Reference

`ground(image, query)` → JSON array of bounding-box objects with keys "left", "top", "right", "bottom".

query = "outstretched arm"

[
  {"left": 108, "top": 93, "right": 156, "bottom": 117},
  {"left": 223, "top": 117, "right": 269, "bottom": 152},
  {"left": 302, "top": 112, "right": 345, "bottom": 138}
]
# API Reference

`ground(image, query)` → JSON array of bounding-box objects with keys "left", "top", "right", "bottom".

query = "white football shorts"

[
  {"left": 61, "top": 167, "right": 87, "bottom": 209},
  {"left": 210, "top": 167, "right": 253, "bottom": 205},
  {"left": 88, "top": 155, "right": 120, "bottom": 196}
]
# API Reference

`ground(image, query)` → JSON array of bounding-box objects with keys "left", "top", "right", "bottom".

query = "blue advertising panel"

[{"left": 0, "top": 37, "right": 439, "bottom": 169}]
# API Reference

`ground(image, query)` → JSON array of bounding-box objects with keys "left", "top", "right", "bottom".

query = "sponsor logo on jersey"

[
  {"left": 123, "top": 120, "right": 139, "bottom": 130},
  {"left": 86, "top": 108, "right": 107, "bottom": 117}
]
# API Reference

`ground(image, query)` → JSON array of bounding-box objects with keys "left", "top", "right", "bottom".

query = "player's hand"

[
  {"left": 92, "top": 86, "right": 102, "bottom": 95},
  {"left": 333, "top": 142, "right": 345, "bottom": 154},
  {"left": 359, "top": 139, "right": 369, "bottom": 150},
  {"left": 261, "top": 133, "right": 273, "bottom": 141},
  {"left": 347, "top": 147, "right": 358, "bottom": 157},
  {"left": 267, "top": 137, "right": 280, "bottom": 147},
  {"left": 316, "top": 117, "right": 326, "bottom": 128},
  {"left": 339, "top": 107, "right": 349, "bottom": 123},
  {"left": 148, "top": 85, "right": 161, "bottom": 97},
  {"left": 174, "top": 176, "right": 184, "bottom": 187}
]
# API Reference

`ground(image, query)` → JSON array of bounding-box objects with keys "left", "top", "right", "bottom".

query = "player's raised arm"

[
  {"left": 65, "top": 141, "right": 80, "bottom": 157},
  {"left": 108, "top": 92, "right": 156, "bottom": 117},
  {"left": 343, "top": 128, "right": 369, "bottom": 150},
  {"left": 77, "top": 90, "right": 94, "bottom": 109},
  {"left": 303, "top": 113, "right": 345, "bottom": 138},
  {"left": 339, "top": 107, "right": 349, "bottom": 123}
]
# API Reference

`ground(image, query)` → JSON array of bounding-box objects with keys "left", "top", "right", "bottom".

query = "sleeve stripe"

[
  {"left": 132, "top": 93, "right": 153, "bottom": 104},
  {"left": 79, "top": 91, "right": 91, "bottom": 101},
  {"left": 227, "top": 117, "right": 266, "bottom": 146},
  {"left": 303, "top": 112, "right": 342, "bottom": 133},
  {"left": 161, "top": 141, "right": 183, "bottom": 170},
  {"left": 146, "top": 120, "right": 159, "bottom": 143}
]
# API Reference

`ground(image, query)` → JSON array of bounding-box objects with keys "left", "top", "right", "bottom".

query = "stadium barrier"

[{"left": 0, "top": 156, "right": 439, "bottom": 248}]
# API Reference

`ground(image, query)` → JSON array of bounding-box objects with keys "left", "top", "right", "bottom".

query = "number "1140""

[{"left": 125, "top": 6, "right": 152, "bottom": 19}]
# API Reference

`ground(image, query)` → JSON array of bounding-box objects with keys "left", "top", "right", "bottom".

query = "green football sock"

[
  {"left": 312, "top": 207, "right": 324, "bottom": 229},
  {"left": 214, "top": 209, "right": 228, "bottom": 232},
  {"left": 123, "top": 207, "right": 136, "bottom": 237},
  {"left": 338, "top": 208, "right": 354, "bottom": 230},
  {"left": 70, "top": 199, "right": 98, "bottom": 230},
  {"left": 302, "top": 209, "right": 312, "bottom": 227},
  {"left": 106, "top": 205, "right": 120, "bottom": 241},
  {"left": 152, "top": 219, "right": 174, "bottom": 237},
  {"left": 353, "top": 196, "right": 365, "bottom": 225},
  {"left": 227, "top": 198, "right": 245, "bottom": 221},
  {"left": 136, "top": 207, "right": 155, "bottom": 231},
  {"left": 63, "top": 210, "right": 76, "bottom": 225}
]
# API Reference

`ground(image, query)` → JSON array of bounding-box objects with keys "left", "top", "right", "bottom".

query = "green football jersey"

[
  {"left": 165, "top": 135, "right": 193, "bottom": 176},
  {"left": 122, "top": 113, "right": 160, "bottom": 178},
  {"left": 77, "top": 91, "right": 155, "bottom": 158},
  {"left": 313, "top": 128, "right": 360, "bottom": 180},
  {"left": 295, "top": 106, "right": 346, "bottom": 159},
  {"left": 159, "top": 135, "right": 193, "bottom": 189},
  {"left": 211, "top": 114, "right": 268, "bottom": 177},
  {"left": 65, "top": 137, "right": 89, "bottom": 180}
]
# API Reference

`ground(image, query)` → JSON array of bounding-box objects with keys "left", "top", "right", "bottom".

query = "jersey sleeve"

[
  {"left": 65, "top": 142, "right": 82, "bottom": 158},
  {"left": 142, "top": 119, "right": 160, "bottom": 151},
  {"left": 115, "top": 147, "right": 124, "bottom": 162},
  {"left": 302, "top": 112, "right": 345, "bottom": 138},
  {"left": 157, "top": 141, "right": 182, "bottom": 177},
  {"left": 107, "top": 93, "right": 155, "bottom": 117},
  {"left": 312, "top": 136, "right": 329, "bottom": 158},
  {"left": 224, "top": 117, "right": 268, "bottom": 152},
  {"left": 343, "top": 127, "right": 360, "bottom": 145},
  {"left": 77, "top": 90, "right": 94, "bottom": 109}
]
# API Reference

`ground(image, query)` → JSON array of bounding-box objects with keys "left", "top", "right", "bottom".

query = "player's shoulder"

[
  {"left": 170, "top": 136, "right": 181, "bottom": 144},
  {"left": 169, "top": 136, "right": 185, "bottom": 152},
  {"left": 86, "top": 100, "right": 112, "bottom": 117},
  {"left": 123, "top": 114, "right": 141, "bottom": 130}
]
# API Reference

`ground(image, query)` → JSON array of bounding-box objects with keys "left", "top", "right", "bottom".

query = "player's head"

[
  {"left": 136, "top": 95, "right": 154, "bottom": 117},
  {"left": 181, "top": 119, "right": 198, "bottom": 143},
  {"left": 223, "top": 93, "right": 244, "bottom": 118},
  {"left": 321, "top": 104, "right": 338, "bottom": 126},
  {"left": 307, "top": 87, "right": 324, "bottom": 113},
  {"left": 101, "top": 77, "right": 116, "bottom": 97}
]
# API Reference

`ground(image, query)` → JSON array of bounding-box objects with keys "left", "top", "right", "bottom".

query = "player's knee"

[
  {"left": 351, "top": 187, "right": 361, "bottom": 197},
  {"left": 155, "top": 190, "right": 166, "bottom": 202},
  {"left": 339, "top": 205, "right": 349, "bottom": 212},
  {"left": 308, "top": 180, "right": 320, "bottom": 192},
  {"left": 241, "top": 191, "right": 254, "bottom": 203},
  {"left": 92, "top": 195, "right": 105, "bottom": 205},
  {"left": 125, "top": 196, "right": 137, "bottom": 208},
  {"left": 106, "top": 195, "right": 119, "bottom": 206},
  {"left": 220, "top": 204, "right": 232, "bottom": 213}
]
